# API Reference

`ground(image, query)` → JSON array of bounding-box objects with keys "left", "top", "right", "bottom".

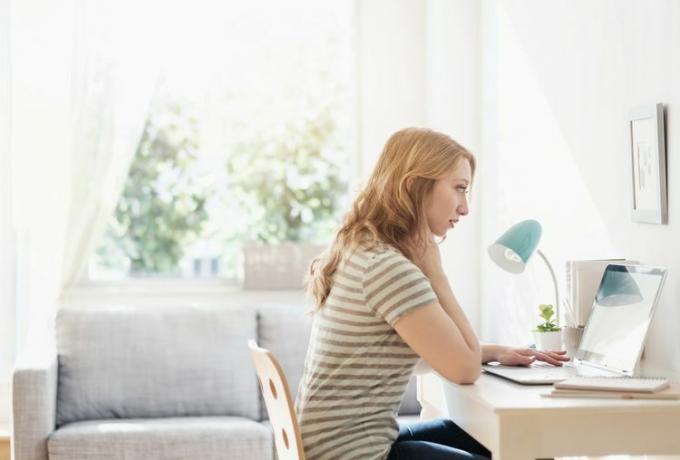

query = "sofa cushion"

[
  {"left": 257, "top": 305, "right": 313, "bottom": 420},
  {"left": 259, "top": 416, "right": 423, "bottom": 460},
  {"left": 56, "top": 305, "right": 259, "bottom": 426},
  {"left": 48, "top": 416, "right": 272, "bottom": 460}
]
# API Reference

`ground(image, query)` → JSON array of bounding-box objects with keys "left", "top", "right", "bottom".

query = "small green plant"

[{"left": 535, "top": 304, "right": 561, "bottom": 332}]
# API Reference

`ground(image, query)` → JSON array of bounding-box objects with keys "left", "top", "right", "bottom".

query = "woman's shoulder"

[{"left": 350, "top": 244, "right": 412, "bottom": 271}]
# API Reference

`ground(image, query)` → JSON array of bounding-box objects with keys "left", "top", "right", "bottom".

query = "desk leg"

[{"left": 497, "top": 429, "right": 544, "bottom": 459}]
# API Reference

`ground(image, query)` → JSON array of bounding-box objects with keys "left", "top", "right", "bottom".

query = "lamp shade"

[{"left": 488, "top": 219, "right": 542, "bottom": 274}]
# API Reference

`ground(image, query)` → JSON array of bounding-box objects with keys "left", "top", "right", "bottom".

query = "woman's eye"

[{"left": 456, "top": 186, "right": 469, "bottom": 194}]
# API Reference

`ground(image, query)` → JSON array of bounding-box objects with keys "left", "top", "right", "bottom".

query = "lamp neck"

[{"left": 536, "top": 249, "right": 560, "bottom": 326}]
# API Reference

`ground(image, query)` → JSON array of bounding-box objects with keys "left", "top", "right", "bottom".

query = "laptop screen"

[{"left": 575, "top": 264, "right": 667, "bottom": 375}]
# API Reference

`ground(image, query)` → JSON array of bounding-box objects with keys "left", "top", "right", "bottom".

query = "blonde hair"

[{"left": 307, "top": 127, "right": 476, "bottom": 310}]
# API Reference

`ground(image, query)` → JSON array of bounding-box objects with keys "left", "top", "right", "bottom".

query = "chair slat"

[{"left": 248, "top": 339, "right": 306, "bottom": 460}]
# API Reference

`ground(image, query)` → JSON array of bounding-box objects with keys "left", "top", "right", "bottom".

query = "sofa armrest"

[{"left": 12, "top": 348, "right": 58, "bottom": 460}]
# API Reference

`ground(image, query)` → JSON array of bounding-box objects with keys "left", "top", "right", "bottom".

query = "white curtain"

[
  {"left": 60, "top": 1, "right": 159, "bottom": 290},
  {"left": 11, "top": 0, "right": 160, "bottom": 354}
]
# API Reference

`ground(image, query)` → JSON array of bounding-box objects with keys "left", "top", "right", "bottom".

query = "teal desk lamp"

[{"left": 488, "top": 219, "right": 560, "bottom": 326}]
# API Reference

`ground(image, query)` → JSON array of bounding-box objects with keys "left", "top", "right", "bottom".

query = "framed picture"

[{"left": 628, "top": 103, "right": 667, "bottom": 224}]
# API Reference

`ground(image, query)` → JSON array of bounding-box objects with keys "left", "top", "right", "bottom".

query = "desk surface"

[
  {"left": 418, "top": 372, "right": 680, "bottom": 459},
  {"left": 457, "top": 371, "right": 680, "bottom": 413}
]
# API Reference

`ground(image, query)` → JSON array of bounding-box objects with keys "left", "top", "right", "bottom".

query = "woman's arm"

[
  {"left": 394, "top": 301, "right": 481, "bottom": 384},
  {"left": 482, "top": 344, "right": 503, "bottom": 364},
  {"left": 483, "top": 344, "right": 570, "bottom": 366},
  {"left": 427, "top": 272, "right": 481, "bottom": 360},
  {"left": 394, "top": 236, "right": 482, "bottom": 384},
  {"left": 402, "top": 235, "right": 565, "bottom": 377}
]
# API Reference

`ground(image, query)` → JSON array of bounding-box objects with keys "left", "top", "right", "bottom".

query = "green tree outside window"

[
  {"left": 226, "top": 105, "right": 346, "bottom": 245},
  {"left": 96, "top": 101, "right": 210, "bottom": 275}
]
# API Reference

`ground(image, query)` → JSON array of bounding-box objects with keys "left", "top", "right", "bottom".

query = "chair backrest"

[{"left": 248, "top": 340, "right": 306, "bottom": 460}]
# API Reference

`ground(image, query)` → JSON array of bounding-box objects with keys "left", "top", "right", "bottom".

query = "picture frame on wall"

[{"left": 628, "top": 103, "right": 667, "bottom": 224}]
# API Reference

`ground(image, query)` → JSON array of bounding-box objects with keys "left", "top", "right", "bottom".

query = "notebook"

[
  {"left": 543, "top": 387, "right": 680, "bottom": 400},
  {"left": 483, "top": 264, "right": 668, "bottom": 385},
  {"left": 554, "top": 376, "right": 670, "bottom": 393}
]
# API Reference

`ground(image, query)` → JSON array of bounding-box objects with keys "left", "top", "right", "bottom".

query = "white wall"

[
  {"left": 424, "top": 0, "right": 481, "bottom": 328},
  {"left": 357, "top": 0, "right": 482, "bottom": 327},
  {"left": 478, "top": 0, "right": 680, "bottom": 374},
  {"left": 10, "top": 0, "right": 74, "bottom": 357},
  {"left": 356, "top": 0, "right": 428, "bottom": 177},
  {"left": 2, "top": 0, "right": 76, "bottom": 421},
  {"left": 0, "top": 0, "right": 14, "bottom": 425}
]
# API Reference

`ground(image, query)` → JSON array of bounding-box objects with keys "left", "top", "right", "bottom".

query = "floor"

[{"left": 0, "top": 425, "right": 8, "bottom": 460}]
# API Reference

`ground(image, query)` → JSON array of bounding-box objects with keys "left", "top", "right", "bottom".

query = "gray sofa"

[{"left": 13, "top": 304, "right": 421, "bottom": 460}]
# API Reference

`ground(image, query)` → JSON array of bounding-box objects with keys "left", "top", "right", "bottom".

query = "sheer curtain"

[
  {"left": 11, "top": 0, "right": 160, "bottom": 354},
  {"left": 60, "top": 1, "right": 159, "bottom": 290}
]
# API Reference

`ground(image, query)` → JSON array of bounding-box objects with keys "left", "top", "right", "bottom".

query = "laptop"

[{"left": 483, "top": 264, "right": 668, "bottom": 385}]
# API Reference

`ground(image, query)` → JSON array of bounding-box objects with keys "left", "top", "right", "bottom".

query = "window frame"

[{"left": 68, "top": 2, "right": 362, "bottom": 300}]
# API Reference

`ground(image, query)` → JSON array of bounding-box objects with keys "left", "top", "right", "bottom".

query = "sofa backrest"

[
  {"left": 256, "top": 305, "right": 313, "bottom": 420},
  {"left": 55, "top": 302, "right": 420, "bottom": 427},
  {"left": 55, "top": 305, "right": 259, "bottom": 426}
]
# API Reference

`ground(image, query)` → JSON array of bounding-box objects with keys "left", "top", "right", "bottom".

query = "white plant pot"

[{"left": 533, "top": 330, "right": 563, "bottom": 351}]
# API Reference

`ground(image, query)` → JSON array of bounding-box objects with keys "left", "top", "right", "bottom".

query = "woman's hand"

[
  {"left": 493, "top": 346, "right": 570, "bottom": 367},
  {"left": 411, "top": 232, "right": 445, "bottom": 280}
]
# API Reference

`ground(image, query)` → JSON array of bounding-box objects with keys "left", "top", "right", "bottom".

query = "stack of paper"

[{"left": 543, "top": 377, "right": 679, "bottom": 400}]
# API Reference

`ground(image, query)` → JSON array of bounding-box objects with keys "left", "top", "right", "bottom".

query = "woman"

[{"left": 295, "top": 128, "right": 568, "bottom": 460}]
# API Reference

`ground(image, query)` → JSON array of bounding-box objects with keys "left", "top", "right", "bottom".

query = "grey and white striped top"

[{"left": 295, "top": 244, "right": 438, "bottom": 460}]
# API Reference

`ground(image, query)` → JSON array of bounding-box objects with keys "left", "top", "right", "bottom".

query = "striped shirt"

[{"left": 295, "top": 244, "right": 438, "bottom": 460}]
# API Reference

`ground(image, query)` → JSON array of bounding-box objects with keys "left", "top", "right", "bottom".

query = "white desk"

[{"left": 417, "top": 372, "right": 680, "bottom": 459}]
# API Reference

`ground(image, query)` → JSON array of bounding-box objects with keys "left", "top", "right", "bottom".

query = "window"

[{"left": 89, "top": 1, "right": 355, "bottom": 283}]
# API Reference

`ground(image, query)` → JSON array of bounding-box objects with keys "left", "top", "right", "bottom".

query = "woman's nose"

[{"left": 458, "top": 198, "right": 469, "bottom": 216}]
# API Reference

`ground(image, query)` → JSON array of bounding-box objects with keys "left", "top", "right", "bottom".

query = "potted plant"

[{"left": 533, "top": 304, "right": 562, "bottom": 351}]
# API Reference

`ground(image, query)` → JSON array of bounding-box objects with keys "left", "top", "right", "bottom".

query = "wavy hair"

[{"left": 307, "top": 127, "right": 475, "bottom": 310}]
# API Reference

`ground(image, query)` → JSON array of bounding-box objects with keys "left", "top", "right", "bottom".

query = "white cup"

[{"left": 561, "top": 326, "right": 584, "bottom": 357}]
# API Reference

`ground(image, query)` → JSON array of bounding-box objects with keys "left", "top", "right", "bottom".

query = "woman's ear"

[{"left": 404, "top": 176, "right": 415, "bottom": 192}]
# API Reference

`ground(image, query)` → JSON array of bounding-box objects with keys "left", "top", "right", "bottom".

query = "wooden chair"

[{"left": 248, "top": 340, "right": 306, "bottom": 460}]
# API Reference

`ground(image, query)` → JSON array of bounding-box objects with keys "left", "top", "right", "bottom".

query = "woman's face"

[{"left": 424, "top": 159, "right": 472, "bottom": 237}]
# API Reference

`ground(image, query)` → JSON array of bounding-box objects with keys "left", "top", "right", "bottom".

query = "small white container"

[
  {"left": 533, "top": 330, "right": 563, "bottom": 351},
  {"left": 561, "top": 326, "right": 584, "bottom": 357}
]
